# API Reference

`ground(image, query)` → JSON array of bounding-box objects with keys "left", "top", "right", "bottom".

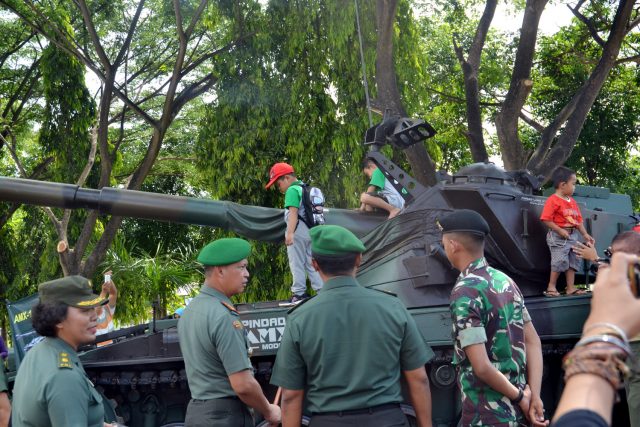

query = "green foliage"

[
  {"left": 39, "top": 43, "right": 96, "bottom": 182},
  {"left": 531, "top": 24, "right": 640, "bottom": 206},
  {"left": 99, "top": 236, "right": 201, "bottom": 323}
]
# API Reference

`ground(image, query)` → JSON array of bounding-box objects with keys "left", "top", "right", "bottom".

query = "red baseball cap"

[{"left": 265, "top": 162, "right": 294, "bottom": 189}]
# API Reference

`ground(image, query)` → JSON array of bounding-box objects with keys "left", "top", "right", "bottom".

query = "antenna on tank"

[{"left": 355, "top": 0, "right": 373, "bottom": 128}]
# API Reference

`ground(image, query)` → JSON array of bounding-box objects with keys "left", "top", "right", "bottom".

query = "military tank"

[{"left": 1, "top": 116, "right": 636, "bottom": 426}]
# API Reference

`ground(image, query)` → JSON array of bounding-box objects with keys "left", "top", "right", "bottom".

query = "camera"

[
  {"left": 589, "top": 257, "right": 610, "bottom": 275},
  {"left": 630, "top": 263, "right": 640, "bottom": 298}
]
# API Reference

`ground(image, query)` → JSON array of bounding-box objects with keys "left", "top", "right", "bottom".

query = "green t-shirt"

[
  {"left": 284, "top": 180, "right": 307, "bottom": 222},
  {"left": 284, "top": 180, "right": 303, "bottom": 209},
  {"left": 369, "top": 168, "right": 387, "bottom": 191},
  {"left": 271, "top": 276, "right": 433, "bottom": 412},
  {"left": 178, "top": 285, "right": 252, "bottom": 399}
]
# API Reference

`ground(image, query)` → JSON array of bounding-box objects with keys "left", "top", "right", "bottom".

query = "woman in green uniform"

[{"left": 12, "top": 275, "right": 114, "bottom": 427}]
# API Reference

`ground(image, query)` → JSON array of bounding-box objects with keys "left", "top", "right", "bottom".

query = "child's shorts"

[{"left": 547, "top": 228, "right": 582, "bottom": 272}]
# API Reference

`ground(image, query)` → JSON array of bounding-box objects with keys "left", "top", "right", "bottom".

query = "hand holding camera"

[{"left": 584, "top": 252, "right": 640, "bottom": 338}]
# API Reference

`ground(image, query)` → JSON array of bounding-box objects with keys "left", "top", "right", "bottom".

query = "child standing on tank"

[
  {"left": 265, "top": 162, "right": 323, "bottom": 303},
  {"left": 540, "top": 166, "right": 594, "bottom": 297},
  {"left": 359, "top": 157, "right": 405, "bottom": 219}
]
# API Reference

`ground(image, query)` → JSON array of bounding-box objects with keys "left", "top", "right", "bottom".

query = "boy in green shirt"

[{"left": 360, "top": 158, "right": 405, "bottom": 219}]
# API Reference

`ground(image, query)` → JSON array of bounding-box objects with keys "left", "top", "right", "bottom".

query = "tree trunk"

[
  {"left": 374, "top": 0, "right": 437, "bottom": 186},
  {"left": 454, "top": 0, "right": 497, "bottom": 163},
  {"left": 495, "top": 0, "right": 548, "bottom": 170}
]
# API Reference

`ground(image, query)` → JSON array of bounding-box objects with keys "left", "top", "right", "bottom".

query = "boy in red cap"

[{"left": 266, "top": 162, "right": 323, "bottom": 303}]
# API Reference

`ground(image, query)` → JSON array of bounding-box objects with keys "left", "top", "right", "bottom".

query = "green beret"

[
  {"left": 39, "top": 276, "right": 108, "bottom": 308},
  {"left": 439, "top": 209, "right": 489, "bottom": 236},
  {"left": 197, "top": 238, "right": 251, "bottom": 266},
  {"left": 310, "top": 225, "right": 366, "bottom": 256}
]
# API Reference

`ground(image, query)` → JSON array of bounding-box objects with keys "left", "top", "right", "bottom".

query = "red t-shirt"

[{"left": 540, "top": 194, "right": 583, "bottom": 228}]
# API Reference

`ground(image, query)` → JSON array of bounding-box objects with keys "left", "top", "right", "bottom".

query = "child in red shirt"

[{"left": 540, "top": 166, "right": 594, "bottom": 297}]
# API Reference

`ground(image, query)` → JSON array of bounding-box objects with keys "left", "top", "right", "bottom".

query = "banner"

[{"left": 6, "top": 293, "right": 40, "bottom": 369}]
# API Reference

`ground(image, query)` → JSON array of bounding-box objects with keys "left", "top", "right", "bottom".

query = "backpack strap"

[{"left": 294, "top": 183, "right": 314, "bottom": 228}]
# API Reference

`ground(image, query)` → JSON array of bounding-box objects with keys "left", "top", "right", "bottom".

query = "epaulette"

[
  {"left": 58, "top": 351, "right": 72, "bottom": 369},
  {"left": 221, "top": 301, "right": 239, "bottom": 314},
  {"left": 287, "top": 295, "right": 316, "bottom": 314},
  {"left": 371, "top": 288, "right": 398, "bottom": 298}
]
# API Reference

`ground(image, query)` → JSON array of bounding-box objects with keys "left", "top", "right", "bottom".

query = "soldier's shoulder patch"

[
  {"left": 232, "top": 320, "right": 243, "bottom": 329},
  {"left": 221, "top": 301, "right": 238, "bottom": 314},
  {"left": 370, "top": 288, "right": 397, "bottom": 298},
  {"left": 58, "top": 351, "right": 72, "bottom": 369},
  {"left": 287, "top": 295, "right": 316, "bottom": 314}
]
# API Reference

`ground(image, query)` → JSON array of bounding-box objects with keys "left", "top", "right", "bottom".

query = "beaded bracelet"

[{"left": 563, "top": 343, "right": 630, "bottom": 391}]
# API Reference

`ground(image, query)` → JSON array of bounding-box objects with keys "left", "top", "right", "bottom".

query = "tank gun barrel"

[{"left": 0, "top": 177, "right": 384, "bottom": 242}]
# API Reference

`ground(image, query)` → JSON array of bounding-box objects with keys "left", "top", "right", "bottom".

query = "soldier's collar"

[
  {"left": 322, "top": 275, "right": 359, "bottom": 291},
  {"left": 200, "top": 284, "right": 233, "bottom": 304},
  {"left": 47, "top": 337, "right": 79, "bottom": 356},
  {"left": 459, "top": 257, "right": 488, "bottom": 277}
]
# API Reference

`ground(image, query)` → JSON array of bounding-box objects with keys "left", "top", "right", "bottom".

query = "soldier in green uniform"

[
  {"left": 440, "top": 210, "right": 547, "bottom": 427},
  {"left": 270, "top": 225, "right": 434, "bottom": 427},
  {"left": 12, "top": 275, "right": 114, "bottom": 427},
  {"left": 178, "top": 238, "right": 281, "bottom": 427}
]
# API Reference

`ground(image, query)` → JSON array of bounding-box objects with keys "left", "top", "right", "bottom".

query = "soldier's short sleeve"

[
  {"left": 450, "top": 284, "right": 487, "bottom": 348},
  {"left": 270, "top": 319, "right": 306, "bottom": 390},
  {"left": 46, "top": 370, "right": 95, "bottom": 427},
  {"left": 214, "top": 313, "right": 253, "bottom": 375},
  {"left": 400, "top": 306, "right": 434, "bottom": 370}
]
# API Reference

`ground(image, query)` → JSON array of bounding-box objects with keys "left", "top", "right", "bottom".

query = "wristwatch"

[{"left": 511, "top": 387, "right": 524, "bottom": 405}]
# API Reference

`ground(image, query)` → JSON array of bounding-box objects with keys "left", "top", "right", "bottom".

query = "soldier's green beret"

[
  {"left": 439, "top": 209, "right": 490, "bottom": 236},
  {"left": 39, "top": 276, "right": 108, "bottom": 308},
  {"left": 197, "top": 238, "right": 251, "bottom": 266},
  {"left": 310, "top": 225, "right": 366, "bottom": 255}
]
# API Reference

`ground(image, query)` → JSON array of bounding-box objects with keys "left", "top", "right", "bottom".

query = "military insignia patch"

[
  {"left": 232, "top": 320, "right": 243, "bottom": 329},
  {"left": 58, "top": 352, "right": 72, "bottom": 369},
  {"left": 435, "top": 219, "right": 443, "bottom": 232},
  {"left": 221, "top": 301, "right": 239, "bottom": 314}
]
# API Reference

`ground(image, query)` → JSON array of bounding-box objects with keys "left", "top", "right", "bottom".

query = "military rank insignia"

[
  {"left": 232, "top": 320, "right": 243, "bottom": 329},
  {"left": 58, "top": 352, "right": 72, "bottom": 369},
  {"left": 221, "top": 301, "right": 239, "bottom": 314}
]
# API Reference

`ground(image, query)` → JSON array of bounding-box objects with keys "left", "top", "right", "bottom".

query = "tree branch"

[
  {"left": 567, "top": 2, "right": 606, "bottom": 47},
  {"left": 75, "top": 0, "right": 111, "bottom": 68},
  {"left": 113, "top": 0, "right": 146, "bottom": 67},
  {"left": 519, "top": 111, "right": 545, "bottom": 133}
]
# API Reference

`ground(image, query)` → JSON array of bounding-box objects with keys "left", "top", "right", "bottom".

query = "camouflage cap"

[
  {"left": 197, "top": 238, "right": 251, "bottom": 266},
  {"left": 39, "top": 276, "right": 108, "bottom": 308},
  {"left": 310, "top": 225, "right": 366, "bottom": 256},
  {"left": 439, "top": 209, "right": 490, "bottom": 236}
]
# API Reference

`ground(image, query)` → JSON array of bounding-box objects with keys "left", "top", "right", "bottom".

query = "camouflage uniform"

[{"left": 450, "top": 257, "right": 531, "bottom": 427}]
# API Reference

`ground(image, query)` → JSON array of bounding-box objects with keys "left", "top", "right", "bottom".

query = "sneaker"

[{"left": 290, "top": 293, "right": 310, "bottom": 304}]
